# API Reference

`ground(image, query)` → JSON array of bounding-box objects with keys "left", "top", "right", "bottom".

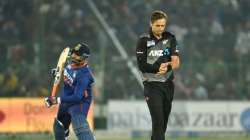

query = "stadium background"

[{"left": 0, "top": 0, "right": 250, "bottom": 140}]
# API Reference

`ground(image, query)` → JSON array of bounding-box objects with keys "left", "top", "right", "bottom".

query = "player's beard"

[
  {"left": 71, "top": 57, "right": 87, "bottom": 67},
  {"left": 70, "top": 56, "right": 80, "bottom": 64}
]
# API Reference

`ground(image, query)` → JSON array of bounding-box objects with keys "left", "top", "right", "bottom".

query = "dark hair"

[{"left": 150, "top": 10, "right": 168, "bottom": 23}]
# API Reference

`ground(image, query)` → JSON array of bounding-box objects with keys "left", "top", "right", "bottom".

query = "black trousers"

[{"left": 143, "top": 80, "right": 174, "bottom": 140}]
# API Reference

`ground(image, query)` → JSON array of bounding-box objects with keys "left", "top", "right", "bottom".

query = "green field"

[{"left": 0, "top": 134, "right": 249, "bottom": 140}]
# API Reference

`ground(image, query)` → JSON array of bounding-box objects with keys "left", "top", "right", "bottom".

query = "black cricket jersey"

[{"left": 136, "top": 30, "right": 179, "bottom": 82}]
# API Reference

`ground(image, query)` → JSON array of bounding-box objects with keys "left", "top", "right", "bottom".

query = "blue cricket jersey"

[{"left": 60, "top": 63, "right": 94, "bottom": 116}]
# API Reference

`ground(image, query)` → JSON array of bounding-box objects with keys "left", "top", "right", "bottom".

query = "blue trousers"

[
  {"left": 71, "top": 113, "right": 95, "bottom": 140},
  {"left": 55, "top": 103, "right": 95, "bottom": 140}
]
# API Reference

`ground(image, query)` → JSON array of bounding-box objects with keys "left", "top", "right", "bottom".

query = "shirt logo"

[
  {"left": 148, "top": 50, "right": 163, "bottom": 56},
  {"left": 136, "top": 51, "right": 143, "bottom": 54},
  {"left": 64, "top": 69, "right": 74, "bottom": 86},
  {"left": 163, "top": 39, "right": 169, "bottom": 45},
  {"left": 149, "top": 48, "right": 171, "bottom": 57},
  {"left": 147, "top": 40, "right": 155, "bottom": 47},
  {"left": 163, "top": 48, "right": 170, "bottom": 55}
]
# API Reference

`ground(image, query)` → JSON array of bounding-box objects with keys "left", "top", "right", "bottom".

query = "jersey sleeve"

[
  {"left": 170, "top": 35, "right": 180, "bottom": 56},
  {"left": 136, "top": 38, "right": 160, "bottom": 73},
  {"left": 61, "top": 73, "right": 89, "bottom": 103}
]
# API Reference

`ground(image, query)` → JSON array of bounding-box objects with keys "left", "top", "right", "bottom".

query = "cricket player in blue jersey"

[{"left": 45, "top": 43, "right": 95, "bottom": 140}]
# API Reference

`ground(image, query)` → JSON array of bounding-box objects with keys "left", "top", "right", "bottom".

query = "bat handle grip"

[{"left": 51, "top": 85, "right": 59, "bottom": 96}]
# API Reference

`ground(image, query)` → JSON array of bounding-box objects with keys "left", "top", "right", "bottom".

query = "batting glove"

[
  {"left": 50, "top": 68, "right": 57, "bottom": 77},
  {"left": 44, "top": 96, "right": 61, "bottom": 108}
]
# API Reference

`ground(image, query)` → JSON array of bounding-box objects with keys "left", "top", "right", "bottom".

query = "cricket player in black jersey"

[{"left": 136, "top": 10, "right": 180, "bottom": 140}]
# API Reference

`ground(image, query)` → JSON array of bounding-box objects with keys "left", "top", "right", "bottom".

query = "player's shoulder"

[
  {"left": 85, "top": 66, "right": 95, "bottom": 83},
  {"left": 163, "top": 31, "right": 176, "bottom": 39},
  {"left": 81, "top": 66, "right": 94, "bottom": 76},
  {"left": 77, "top": 66, "right": 93, "bottom": 81},
  {"left": 139, "top": 33, "right": 151, "bottom": 40}
]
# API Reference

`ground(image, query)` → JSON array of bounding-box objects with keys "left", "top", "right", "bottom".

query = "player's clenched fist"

[
  {"left": 157, "top": 62, "right": 171, "bottom": 75},
  {"left": 44, "top": 96, "right": 60, "bottom": 108}
]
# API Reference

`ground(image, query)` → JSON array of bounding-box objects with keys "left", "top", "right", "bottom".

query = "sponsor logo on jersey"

[
  {"left": 163, "top": 48, "right": 170, "bottom": 55},
  {"left": 64, "top": 69, "right": 74, "bottom": 86},
  {"left": 148, "top": 50, "right": 163, "bottom": 56},
  {"left": 136, "top": 51, "right": 143, "bottom": 54},
  {"left": 149, "top": 48, "right": 171, "bottom": 57},
  {"left": 147, "top": 40, "right": 155, "bottom": 47},
  {"left": 163, "top": 39, "right": 169, "bottom": 45}
]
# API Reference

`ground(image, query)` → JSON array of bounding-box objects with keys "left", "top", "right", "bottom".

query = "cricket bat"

[{"left": 51, "top": 47, "right": 70, "bottom": 97}]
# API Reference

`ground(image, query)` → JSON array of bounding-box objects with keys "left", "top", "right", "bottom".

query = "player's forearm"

[
  {"left": 170, "top": 60, "right": 179, "bottom": 70},
  {"left": 136, "top": 39, "right": 160, "bottom": 73},
  {"left": 60, "top": 94, "right": 82, "bottom": 103},
  {"left": 138, "top": 61, "right": 160, "bottom": 73},
  {"left": 136, "top": 51, "right": 160, "bottom": 73},
  {"left": 170, "top": 56, "right": 180, "bottom": 70}
]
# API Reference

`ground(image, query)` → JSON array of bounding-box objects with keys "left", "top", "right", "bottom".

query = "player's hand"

[
  {"left": 50, "top": 68, "right": 57, "bottom": 77},
  {"left": 157, "top": 62, "right": 171, "bottom": 75},
  {"left": 44, "top": 96, "right": 60, "bottom": 108},
  {"left": 157, "top": 63, "right": 168, "bottom": 75}
]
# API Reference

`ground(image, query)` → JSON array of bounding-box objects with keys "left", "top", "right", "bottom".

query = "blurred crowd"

[{"left": 0, "top": 0, "right": 250, "bottom": 101}]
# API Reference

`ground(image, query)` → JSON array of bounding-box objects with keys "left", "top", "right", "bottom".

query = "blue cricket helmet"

[{"left": 71, "top": 42, "right": 90, "bottom": 59}]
